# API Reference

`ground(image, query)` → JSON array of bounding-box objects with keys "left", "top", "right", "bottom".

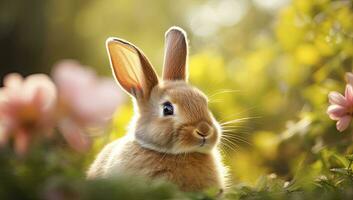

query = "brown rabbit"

[{"left": 87, "top": 27, "right": 228, "bottom": 192}]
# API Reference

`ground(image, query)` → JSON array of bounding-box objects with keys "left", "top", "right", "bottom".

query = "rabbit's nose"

[{"left": 194, "top": 121, "right": 213, "bottom": 139}]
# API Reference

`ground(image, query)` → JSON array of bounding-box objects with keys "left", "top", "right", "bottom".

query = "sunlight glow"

[
  {"left": 253, "top": 0, "right": 289, "bottom": 10},
  {"left": 187, "top": 0, "right": 248, "bottom": 37}
]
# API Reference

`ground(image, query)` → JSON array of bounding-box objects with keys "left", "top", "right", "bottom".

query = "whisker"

[
  {"left": 222, "top": 132, "right": 252, "bottom": 137},
  {"left": 221, "top": 124, "right": 249, "bottom": 130},
  {"left": 221, "top": 125, "right": 250, "bottom": 129},
  {"left": 209, "top": 99, "right": 225, "bottom": 103},
  {"left": 222, "top": 130, "right": 252, "bottom": 137},
  {"left": 218, "top": 106, "right": 259, "bottom": 123},
  {"left": 222, "top": 129, "right": 251, "bottom": 134},
  {"left": 222, "top": 127, "right": 252, "bottom": 132},
  {"left": 222, "top": 130, "right": 251, "bottom": 140},
  {"left": 221, "top": 143, "right": 239, "bottom": 157},
  {"left": 219, "top": 148, "right": 227, "bottom": 157},
  {"left": 208, "top": 89, "right": 242, "bottom": 99},
  {"left": 222, "top": 129, "right": 252, "bottom": 135},
  {"left": 220, "top": 142, "right": 237, "bottom": 155},
  {"left": 221, "top": 116, "right": 259, "bottom": 124},
  {"left": 222, "top": 126, "right": 253, "bottom": 135},
  {"left": 221, "top": 124, "right": 248, "bottom": 127},
  {"left": 222, "top": 131, "right": 249, "bottom": 137},
  {"left": 223, "top": 130, "right": 250, "bottom": 134},
  {"left": 219, "top": 144, "right": 231, "bottom": 158},
  {"left": 220, "top": 116, "right": 260, "bottom": 126},
  {"left": 221, "top": 137, "right": 240, "bottom": 150},
  {"left": 222, "top": 134, "right": 252, "bottom": 146}
]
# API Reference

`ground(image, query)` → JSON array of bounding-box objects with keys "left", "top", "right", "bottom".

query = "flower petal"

[
  {"left": 0, "top": 123, "right": 9, "bottom": 147},
  {"left": 336, "top": 115, "right": 352, "bottom": 132},
  {"left": 346, "top": 72, "right": 353, "bottom": 86},
  {"left": 23, "top": 74, "right": 57, "bottom": 113},
  {"left": 52, "top": 60, "right": 96, "bottom": 99},
  {"left": 327, "top": 105, "right": 347, "bottom": 120},
  {"left": 345, "top": 84, "right": 353, "bottom": 105},
  {"left": 52, "top": 60, "right": 125, "bottom": 127},
  {"left": 1, "top": 73, "right": 57, "bottom": 154},
  {"left": 14, "top": 129, "right": 30, "bottom": 155},
  {"left": 3, "top": 73, "right": 23, "bottom": 89},
  {"left": 58, "top": 118, "right": 91, "bottom": 152},
  {"left": 328, "top": 91, "right": 347, "bottom": 107},
  {"left": 73, "top": 78, "right": 124, "bottom": 125}
]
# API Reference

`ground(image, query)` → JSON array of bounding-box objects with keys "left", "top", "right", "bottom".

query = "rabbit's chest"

[
  {"left": 149, "top": 156, "right": 223, "bottom": 191},
  {"left": 116, "top": 142, "right": 224, "bottom": 191}
]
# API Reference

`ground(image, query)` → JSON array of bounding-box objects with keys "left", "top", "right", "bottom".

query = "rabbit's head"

[{"left": 107, "top": 27, "right": 221, "bottom": 154}]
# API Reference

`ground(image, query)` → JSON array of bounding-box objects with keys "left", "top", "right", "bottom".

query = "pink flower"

[
  {"left": 0, "top": 73, "right": 57, "bottom": 155},
  {"left": 327, "top": 84, "right": 353, "bottom": 132},
  {"left": 52, "top": 60, "right": 125, "bottom": 152}
]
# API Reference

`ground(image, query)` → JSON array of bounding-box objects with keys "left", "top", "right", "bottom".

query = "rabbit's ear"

[
  {"left": 106, "top": 38, "right": 159, "bottom": 99},
  {"left": 162, "top": 27, "right": 188, "bottom": 81}
]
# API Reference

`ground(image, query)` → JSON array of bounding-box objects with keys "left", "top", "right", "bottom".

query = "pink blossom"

[
  {"left": 327, "top": 84, "right": 353, "bottom": 132},
  {"left": 0, "top": 73, "right": 57, "bottom": 155},
  {"left": 52, "top": 60, "right": 125, "bottom": 152}
]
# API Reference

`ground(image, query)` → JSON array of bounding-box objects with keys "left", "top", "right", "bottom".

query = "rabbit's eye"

[{"left": 162, "top": 101, "right": 174, "bottom": 116}]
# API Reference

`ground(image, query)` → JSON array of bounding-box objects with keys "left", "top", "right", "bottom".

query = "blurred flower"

[
  {"left": 52, "top": 60, "right": 124, "bottom": 152},
  {"left": 327, "top": 84, "right": 353, "bottom": 132},
  {"left": 295, "top": 44, "right": 320, "bottom": 65},
  {"left": 0, "top": 73, "right": 57, "bottom": 155}
]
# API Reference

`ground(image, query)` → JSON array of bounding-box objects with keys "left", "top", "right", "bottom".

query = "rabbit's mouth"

[
  {"left": 171, "top": 122, "right": 219, "bottom": 153},
  {"left": 196, "top": 132, "right": 210, "bottom": 147},
  {"left": 200, "top": 137, "right": 206, "bottom": 147},
  {"left": 197, "top": 136, "right": 216, "bottom": 150}
]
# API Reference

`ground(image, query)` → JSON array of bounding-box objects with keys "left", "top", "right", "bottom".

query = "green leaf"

[{"left": 345, "top": 154, "right": 353, "bottom": 162}]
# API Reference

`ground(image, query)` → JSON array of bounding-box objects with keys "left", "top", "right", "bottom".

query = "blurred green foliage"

[{"left": 1, "top": 0, "right": 353, "bottom": 199}]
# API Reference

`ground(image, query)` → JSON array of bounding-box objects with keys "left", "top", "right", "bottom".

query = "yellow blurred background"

[{"left": 1, "top": 0, "right": 353, "bottom": 187}]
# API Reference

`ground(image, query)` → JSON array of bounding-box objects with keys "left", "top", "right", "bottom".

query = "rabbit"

[{"left": 87, "top": 26, "right": 228, "bottom": 192}]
